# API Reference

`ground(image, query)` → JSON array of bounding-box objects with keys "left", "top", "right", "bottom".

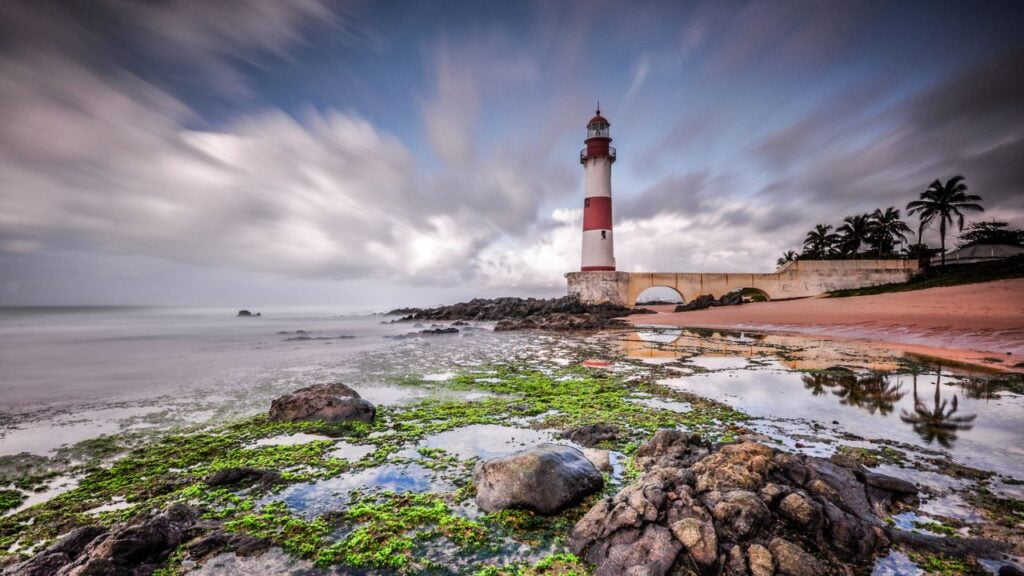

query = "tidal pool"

[{"left": 660, "top": 361, "right": 1024, "bottom": 478}]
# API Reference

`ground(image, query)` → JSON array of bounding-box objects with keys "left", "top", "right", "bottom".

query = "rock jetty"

[{"left": 389, "top": 296, "right": 650, "bottom": 331}]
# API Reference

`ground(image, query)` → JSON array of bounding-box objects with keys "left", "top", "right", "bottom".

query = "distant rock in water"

[
  {"left": 387, "top": 296, "right": 651, "bottom": 331},
  {"left": 419, "top": 327, "right": 459, "bottom": 335},
  {"left": 236, "top": 309, "right": 261, "bottom": 317},
  {"left": 268, "top": 383, "right": 375, "bottom": 424}
]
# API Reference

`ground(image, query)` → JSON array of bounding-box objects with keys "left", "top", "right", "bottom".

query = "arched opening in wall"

[
  {"left": 735, "top": 287, "right": 771, "bottom": 303},
  {"left": 634, "top": 286, "right": 684, "bottom": 309}
]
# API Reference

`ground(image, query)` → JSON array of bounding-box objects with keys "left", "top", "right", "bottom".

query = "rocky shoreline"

[{"left": 389, "top": 295, "right": 651, "bottom": 331}]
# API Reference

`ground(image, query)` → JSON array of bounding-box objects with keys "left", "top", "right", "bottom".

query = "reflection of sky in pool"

[
  {"left": 417, "top": 424, "right": 556, "bottom": 460},
  {"left": 271, "top": 462, "right": 451, "bottom": 518},
  {"left": 662, "top": 365, "right": 1024, "bottom": 478}
]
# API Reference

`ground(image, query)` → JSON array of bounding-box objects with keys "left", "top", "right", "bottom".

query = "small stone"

[
  {"left": 583, "top": 448, "right": 612, "bottom": 472},
  {"left": 778, "top": 492, "right": 820, "bottom": 527},
  {"left": 747, "top": 543, "right": 774, "bottom": 576},
  {"left": 711, "top": 490, "right": 771, "bottom": 542},
  {"left": 769, "top": 538, "right": 825, "bottom": 576},
  {"left": 670, "top": 516, "right": 717, "bottom": 566},
  {"left": 724, "top": 544, "right": 748, "bottom": 575}
]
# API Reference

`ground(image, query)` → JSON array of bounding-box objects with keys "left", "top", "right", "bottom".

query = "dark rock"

[
  {"left": 633, "top": 429, "right": 710, "bottom": 470},
  {"left": 268, "top": 383, "right": 375, "bottom": 424},
  {"left": 236, "top": 309, "right": 254, "bottom": 317},
  {"left": 13, "top": 504, "right": 199, "bottom": 576},
  {"left": 575, "top": 523, "right": 681, "bottom": 576},
  {"left": 724, "top": 544, "right": 748, "bottom": 575},
  {"left": 692, "top": 442, "right": 774, "bottom": 493},
  {"left": 674, "top": 292, "right": 744, "bottom": 312},
  {"left": 418, "top": 327, "right": 459, "bottom": 335},
  {"left": 888, "top": 529, "right": 1010, "bottom": 559},
  {"left": 863, "top": 471, "right": 917, "bottom": 494},
  {"left": 669, "top": 513, "right": 717, "bottom": 568},
  {"left": 769, "top": 538, "right": 826, "bottom": 576},
  {"left": 186, "top": 531, "right": 232, "bottom": 559},
  {"left": 474, "top": 443, "right": 603, "bottom": 515},
  {"left": 559, "top": 424, "right": 620, "bottom": 447},
  {"left": 711, "top": 490, "right": 771, "bottom": 542},
  {"left": 747, "top": 543, "right": 774, "bottom": 576},
  {"left": 233, "top": 534, "right": 272, "bottom": 557},
  {"left": 392, "top": 295, "right": 652, "bottom": 331},
  {"left": 12, "top": 526, "right": 108, "bottom": 576},
  {"left": 1000, "top": 565, "right": 1024, "bottom": 576},
  {"left": 451, "top": 320, "right": 469, "bottom": 326},
  {"left": 778, "top": 491, "right": 821, "bottom": 527},
  {"left": 205, "top": 467, "right": 280, "bottom": 488}
]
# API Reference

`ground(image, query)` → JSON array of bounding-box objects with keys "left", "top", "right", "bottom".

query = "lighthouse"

[{"left": 580, "top": 107, "right": 616, "bottom": 271}]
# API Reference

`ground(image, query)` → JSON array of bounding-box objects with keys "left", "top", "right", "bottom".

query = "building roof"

[{"left": 931, "top": 243, "right": 1024, "bottom": 263}]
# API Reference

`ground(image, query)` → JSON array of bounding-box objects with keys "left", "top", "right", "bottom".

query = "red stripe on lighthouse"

[{"left": 583, "top": 196, "right": 612, "bottom": 230}]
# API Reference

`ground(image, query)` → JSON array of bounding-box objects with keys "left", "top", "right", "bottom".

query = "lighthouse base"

[{"left": 565, "top": 271, "right": 630, "bottom": 307}]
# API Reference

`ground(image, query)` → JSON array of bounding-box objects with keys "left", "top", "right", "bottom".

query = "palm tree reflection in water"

[
  {"left": 900, "top": 367, "right": 976, "bottom": 448},
  {"left": 801, "top": 368, "right": 905, "bottom": 415}
]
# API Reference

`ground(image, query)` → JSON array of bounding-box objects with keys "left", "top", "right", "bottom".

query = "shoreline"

[{"left": 626, "top": 278, "right": 1024, "bottom": 374}]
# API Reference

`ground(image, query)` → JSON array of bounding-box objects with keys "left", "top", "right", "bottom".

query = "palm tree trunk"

[{"left": 940, "top": 219, "right": 947, "bottom": 266}]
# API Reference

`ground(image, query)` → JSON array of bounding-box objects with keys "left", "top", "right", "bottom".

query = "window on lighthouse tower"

[{"left": 588, "top": 122, "right": 609, "bottom": 139}]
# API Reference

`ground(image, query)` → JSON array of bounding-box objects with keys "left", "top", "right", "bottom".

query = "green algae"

[
  {"left": 0, "top": 358, "right": 746, "bottom": 573},
  {"left": 0, "top": 489, "right": 24, "bottom": 513}
]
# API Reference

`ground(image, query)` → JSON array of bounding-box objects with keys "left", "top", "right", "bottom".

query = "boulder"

[
  {"left": 268, "top": 383, "right": 375, "bottom": 424},
  {"left": 560, "top": 424, "right": 620, "bottom": 447},
  {"left": 474, "top": 444, "right": 603, "bottom": 515},
  {"left": 569, "top": 431, "right": 927, "bottom": 576}
]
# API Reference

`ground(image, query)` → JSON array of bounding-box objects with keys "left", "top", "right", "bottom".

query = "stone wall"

[
  {"left": 568, "top": 260, "right": 923, "bottom": 307},
  {"left": 565, "top": 271, "right": 630, "bottom": 306}
]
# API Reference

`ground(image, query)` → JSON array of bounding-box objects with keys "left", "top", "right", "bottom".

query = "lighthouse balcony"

[{"left": 580, "top": 146, "right": 616, "bottom": 164}]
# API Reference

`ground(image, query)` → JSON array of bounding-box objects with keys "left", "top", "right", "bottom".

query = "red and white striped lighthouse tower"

[{"left": 580, "top": 107, "right": 616, "bottom": 271}]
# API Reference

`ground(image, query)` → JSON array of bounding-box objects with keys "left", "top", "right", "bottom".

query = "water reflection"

[
  {"left": 900, "top": 368, "right": 976, "bottom": 448},
  {"left": 802, "top": 369, "right": 906, "bottom": 415}
]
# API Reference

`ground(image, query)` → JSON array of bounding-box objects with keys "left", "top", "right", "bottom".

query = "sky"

[{"left": 1, "top": 0, "right": 1023, "bottom": 308}]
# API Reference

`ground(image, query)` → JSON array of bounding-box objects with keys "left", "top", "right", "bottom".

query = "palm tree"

[
  {"left": 803, "top": 224, "right": 839, "bottom": 259},
  {"left": 836, "top": 214, "right": 872, "bottom": 258},
  {"left": 776, "top": 250, "right": 798, "bottom": 268},
  {"left": 906, "top": 176, "right": 984, "bottom": 265},
  {"left": 868, "top": 207, "right": 912, "bottom": 257}
]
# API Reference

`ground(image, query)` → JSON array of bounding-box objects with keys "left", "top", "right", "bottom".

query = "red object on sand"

[{"left": 582, "top": 359, "right": 612, "bottom": 368}]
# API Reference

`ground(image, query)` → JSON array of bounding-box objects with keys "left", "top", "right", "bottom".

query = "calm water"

[{"left": 0, "top": 306, "right": 429, "bottom": 453}]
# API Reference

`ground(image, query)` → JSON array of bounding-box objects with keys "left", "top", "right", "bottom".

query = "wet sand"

[{"left": 628, "top": 279, "right": 1024, "bottom": 372}]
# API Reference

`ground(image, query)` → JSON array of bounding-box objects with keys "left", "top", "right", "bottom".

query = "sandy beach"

[{"left": 628, "top": 278, "right": 1024, "bottom": 372}]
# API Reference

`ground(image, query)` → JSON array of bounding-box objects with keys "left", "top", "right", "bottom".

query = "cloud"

[
  {"left": 0, "top": 10, "right": 576, "bottom": 288},
  {"left": 625, "top": 56, "right": 651, "bottom": 99},
  {"left": 0, "top": 0, "right": 337, "bottom": 98}
]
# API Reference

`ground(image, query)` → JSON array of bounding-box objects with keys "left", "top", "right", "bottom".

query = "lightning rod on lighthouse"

[{"left": 579, "top": 107, "right": 616, "bottom": 271}]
